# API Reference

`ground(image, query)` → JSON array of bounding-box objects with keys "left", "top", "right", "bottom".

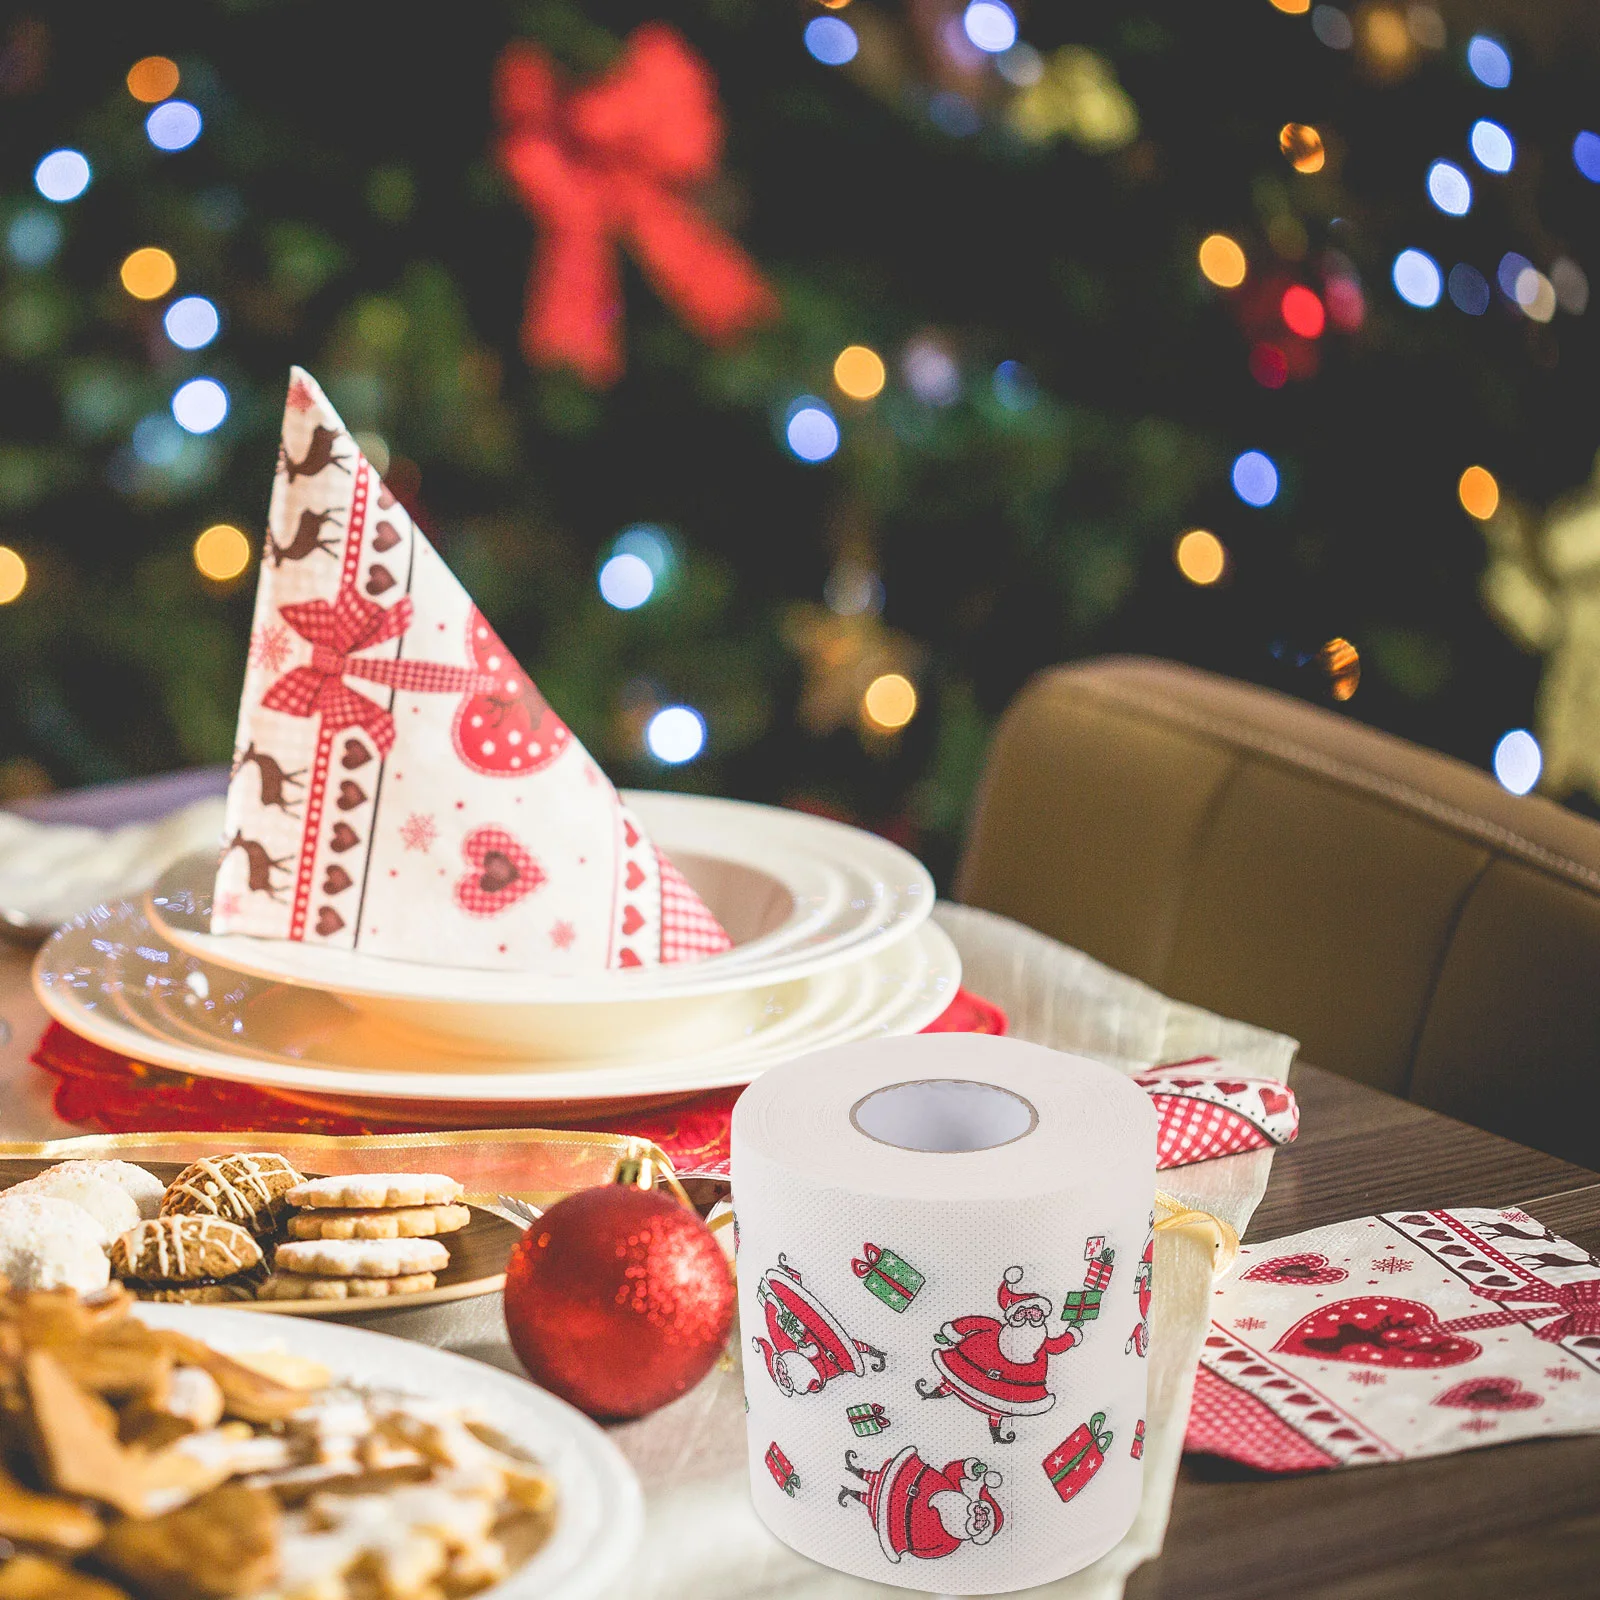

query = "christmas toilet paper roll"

[{"left": 732, "top": 1033, "right": 1158, "bottom": 1595}]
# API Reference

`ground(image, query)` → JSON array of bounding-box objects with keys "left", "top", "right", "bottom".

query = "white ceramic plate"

[
  {"left": 130, "top": 1302, "right": 641, "bottom": 1600},
  {"left": 34, "top": 900, "right": 961, "bottom": 1104}
]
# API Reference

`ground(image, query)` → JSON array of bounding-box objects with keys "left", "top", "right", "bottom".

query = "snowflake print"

[
  {"left": 1233, "top": 1316, "right": 1268, "bottom": 1332},
  {"left": 1346, "top": 1370, "right": 1386, "bottom": 1387},
  {"left": 399, "top": 813, "right": 437, "bottom": 853},
  {"left": 1370, "top": 1256, "right": 1413, "bottom": 1275},
  {"left": 1546, "top": 1366, "right": 1581, "bottom": 1383},
  {"left": 549, "top": 920, "right": 576, "bottom": 951},
  {"left": 1458, "top": 1416, "right": 1497, "bottom": 1435},
  {"left": 249, "top": 623, "right": 293, "bottom": 674}
]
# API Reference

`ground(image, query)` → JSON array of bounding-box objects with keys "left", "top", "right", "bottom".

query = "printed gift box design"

[
  {"left": 1042, "top": 1412, "right": 1113, "bottom": 1503},
  {"left": 853, "top": 1243, "right": 925, "bottom": 1313}
]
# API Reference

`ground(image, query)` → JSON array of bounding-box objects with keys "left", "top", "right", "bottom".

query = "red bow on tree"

[{"left": 493, "top": 23, "right": 778, "bottom": 386}]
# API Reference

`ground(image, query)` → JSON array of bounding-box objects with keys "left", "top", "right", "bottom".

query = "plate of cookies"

[{"left": 0, "top": 1153, "right": 522, "bottom": 1318}]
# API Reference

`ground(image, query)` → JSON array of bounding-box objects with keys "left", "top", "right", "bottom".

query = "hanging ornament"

[
  {"left": 493, "top": 24, "right": 778, "bottom": 386},
  {"left": 503, "top": 1150, "right": 736, "bottom": 1420}
]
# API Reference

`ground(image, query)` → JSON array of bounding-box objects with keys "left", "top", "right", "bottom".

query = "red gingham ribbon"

[{"left": 1444, "top": 1277, "right": 1600, "bottom": 1343}]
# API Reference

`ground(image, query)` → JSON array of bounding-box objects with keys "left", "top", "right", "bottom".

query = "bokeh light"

[
  {"left": 1458, "top": 466, "right": 1499, "bottom": 520},
  {"left": 598, "top": 552, "right": 655, "bottom": 610},
  {"left": 34, "top": 150, "right": 90, "bottom": 203},
  {"left": 126, "top": 56, "right": 179, "bottom": 103},
  {"left": 1311, "top": 6, "right": 1353, "bottom": 49},
  {"left": 1250, "top": 343, "right": 1288, "bottom": 388},
  {"left": 1392, "top": 249, "right": 1441, "bottom": 308},
  {"left": 1318, "top": 637, "right": 1360, "bottom": 701},
  {"left": 1574, "top": 132, "right": 1600, "bottom": 183},
  {"left": 902, "top": 337, "right": 961, "bottom": 405},
  {"left": 131, "top": 413, "right": 184, "bottom": 466},
  {"left": 1270, "top": 0, "right": 1311, "bottom": 13},
  {"left": 172, "top": 378, "right": 228, "bottom": 434},
  {"left": 963, "top": 2, "right": 1017, "bottom": 54},
  {"left": 646, "top": 706, "right": 706, "bottom": 764},
  {"left": 1447, "top": 263, "right": 1491, "bottom": 316},
  {"left": 163, "top": 295, "right": 219, "bottom": 350},
  {"left": 1493, "top": 730, "right": 1541, "bottom": 795},
  {"left": 1551, "top": 258, "right": 1590, "bottom": 315},
  {"left": 1281, "top": 285, "right": 1325, "bottom": 337},
  {"left": 996, "top": 42, "right": 1043, "bottom": 86},
  {"left": 1232, "top": 450, "right": 1280, "bottom": 507},
  {"left": 862, "top": 673, "right": 918, "bottom": 731},
  {"left": 613, "top": 524, "right": 674, "bottom": 579},
  {"left": 834, "top": 344, "right": 886, "bottom": 400},
  {"left": 1466, "top": 35, "right": 1511, "bottom": 89},
  {"left": 1279, "top": 123, "right": 1325, "bottom": 173},
  {"left": 6, "top": 209, "right": 61, "bottom": 269},
  {"left": 120, "top": 247, "right": 177, "bottom": 300},
  {"left": 804, "top": 17, "right": 858, "bottom": 65},
  {"left": 1515, "top": 267, "right": 1556, "bottom": 323},
  {"left": 193, "top": 524, "right": 250, "bottom": 582},
  {"left": 146, "top": 100, "right": 202, "bottom": 151},
  {"left": 785, "top": 399, "right": 840, "bottom": 462},
  {"left": 0, "top": 547, "right": 26, "bottom": 605},
  {"left": 1198, "top": 233, "right": 1247, "bottom": 288},
  {"left": 1175, "top": 529, "right": 1227, "bottom": 585},
  {"left": 992, "top": 360, "right": 1037, "bottom": 411},
  {"left": 1470, "top": 120, "right": 1514, "bottom": 174},
  {"left": 1497, "top": 252, "right": 1533, "bottom": 301},
  {"left": 1426, "top": 161, "right": 1472, "bottom": 216}
]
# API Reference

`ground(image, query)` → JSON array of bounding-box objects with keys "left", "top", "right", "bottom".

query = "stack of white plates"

[{"left": 33, "top": 792, "right": 958, "bottom": 1117}]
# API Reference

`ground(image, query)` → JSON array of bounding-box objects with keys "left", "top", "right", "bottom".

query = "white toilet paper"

[{"left": 731, "top": 1032, "right": 1158, "bottom": 1595}]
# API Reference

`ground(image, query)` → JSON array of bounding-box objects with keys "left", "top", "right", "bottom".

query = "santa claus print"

[
  {"left": 752, "top": 1255, "right": 887, "bottom": 1398},
  {"left": 1128, "top": 1215, "right": 1154, "bottom": 1357},
  {"left": 837, "top": 1446, "right": 1003, "bottom": 1564},
  {"left": 916, "top": 1265, "right": 1086, "bottom": 1443}
]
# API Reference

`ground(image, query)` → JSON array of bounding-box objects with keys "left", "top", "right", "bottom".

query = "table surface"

[{"left": 1134, "top": 1062, "right": 1600, "bottom": 1600}]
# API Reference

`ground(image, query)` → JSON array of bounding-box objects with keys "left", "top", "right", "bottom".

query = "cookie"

[
  {"left": 160, "top": 1154, "right": 304, "bottom": 1236},
  {"left": 111, "top": 1216, "right": 263, "bottom": 1284},
  {"left": 0, "top": 1195, "right": 111, "bottom": 1294},
  {"left": 28, "top": 1160, "right": 165, "bottom": 1221},
  {"left": 257, "top": 1271, "right": 438, "bottom": 1300},
  {"left": 132, "top": 1283, "right": 257, "bottom": 1304},
  {"left": 9, "top": 1170, "right": 141, "bottom": 1246},
  {"left": 272, "top": 1238, "right": 449, "bottom": 1279},
  {"left": 285, "top": 1173, "right": 463, "bottom": 1210},
  {"left": 285, "top": 1204, "right": 471, "bottom": 1241}
]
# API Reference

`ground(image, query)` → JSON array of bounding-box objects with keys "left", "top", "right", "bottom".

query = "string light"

[
  {"left": 6, "top": 210, "right": 61, "bottom": 269},
  {"left": 992, "top": 360, "right": 1037, "bottom": 411},
  {"left": 1249, "top": 343, "right": 1288, "bottom": 388},
  {"left": 1279, "top": 123, "right": 1325, "bottom": 173},
  {"left": 1426, "top": 161, "right": 1472, "bottom": 216},
  {"left": 1493, "top": 730, "right": 1540, "bottom": 795},
  {"left": 1447, "top": 263, "right": 1490, "bottom": 315},
  {"left": 120, "top": 247, "right": 177, "bottom": 300},
  {"left": 1318, "top": 637, "right": 1360, "bottom": 701},
  {"left": 193, "top": 524, "right": 250, "bottom": 582},
  {"left": 1175, "top": 529, "right": 1226, "bottom": 585},
  {"left": 1232, "top": 451, "right": 1279, "bottom": 507},
  {"left": 1269, "top": 0, "right": 1311, "bottom": 13},
  {"left": 1281, "top": 285, "right": 1325, "bottom": 337},
  {"left": 804, "top": 16, "right": 858, "bottom": 65},
  {"left": 646, "top": 706, "right": 706, "bottom": 764},
  {"left": 963, "top": 2, "right": 1017, "bottom": 54},
  {"left": 1470, "top": 120, "right": 1514, "bottom": 174},
  {"left": 1466, "top": 35, "right": 1511, "bottom": 89},
  {"left": 0, "top": 546, "right": 26, "bottom": 605},
  {"left": 126, "top": 56, "right": 179, "bottom": 102},
  {"left": 834, "top": 345, "right": 886, "bottom": 400},
  {"left": 1551, "top": 258, "right": 1589, "bottom": 315},
  {"left": 34, "top": 150, "right": 90, "bottom": 203},
  {"left": 1311, "top": 7, "right": 1353, "bottom": 49},
  {"left": 1574, "top": 132, "right": 1600, "bottom": 184},
  {"left": 1198, "top": 234, "right": 1247, "bottom": 289},
  {"left": 1497, "top": 252, "right": 1533, "bottom": 301},
  {"left": 1458, "top": 466, "right": 1499, "bottom": 520},
  {"left": 172, "top": 378, "right": 228, "bottom": 434},
  {"left": 613, "top": 524, "right": 674, "bottom": 580},
  {"left": 164, "top": 295, "right": 219, "bottom": 350},
  {"left": 599, "top": 552, "right": 654, "bottom": 609},
  {"left": 785, "top": 398, "right": 840, "bottom": 462},
  {"left": 1392, "top": 249, "right": 1441, "bottom": 308},
  {"left": 1514, "top": 267, "right": 1556, "bottom": 323},
  {"left": 146, "top": 100, "right": 202, "bottom": 151},
  {"left": 862, "top": 672, "right": 917, "bottom": 730},
  {"left": 131, "top": 414, "right": 184, "bottom": 466}
]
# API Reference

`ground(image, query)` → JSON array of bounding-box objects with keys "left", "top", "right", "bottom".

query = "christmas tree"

[{"left": 3, "top": 0, "right": 1599, "bottom": 884}]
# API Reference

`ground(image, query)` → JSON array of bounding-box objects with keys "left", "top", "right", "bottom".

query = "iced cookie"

[
  {"left": 257, "top": 1272, "right": 439, "bottom": 1300},
  {"left": 286, "top": 1173, "right": 463, "bottom": 1211},
  {"left": 0, "top": 1195, "right": 112, "bottom": 1293},
  {"left": 111, "top": 1215, "right": 263, "bottom": 1302},
  {"left": 161, "top": 1154, "right": 304, "bottom": 1237},
  {"left": 9, "top": 1170, "right": 140, "bottom": 1246},
  {"left": 285, "top": 1204, "right": 472, "bottom": 1241},
  {"left": 273, "top": 1238, "right": 449, "bottom": 1279},
  {"left": 28, "top": 1160, "right": 165, "bottom": 1220}
]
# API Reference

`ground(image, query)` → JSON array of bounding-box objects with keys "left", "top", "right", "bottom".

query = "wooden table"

[{"left": 1131, "top": 1062, "right": 1600, "bottom": 1600}]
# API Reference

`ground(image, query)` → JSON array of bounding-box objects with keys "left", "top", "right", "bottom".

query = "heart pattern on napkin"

[
  {"left": 451, "top": 609, "right": 571, "bottom": 779},
  {"left": 1243, "top": 1253, "right": 1348, "bottom": 1287},
  {"left": 1433, "top": 1376, "right": 1544, "bottom": 1411},
  {"left": 454, "top": 825, "right": 546, "bottom": 918},
  {"left": 1274, "top": 1297, "right": 1481, "bottom": 1368}
]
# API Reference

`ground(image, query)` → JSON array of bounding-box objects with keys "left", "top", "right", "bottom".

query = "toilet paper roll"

[{"left": 731, "top": 1032, "right": 1158, "bottom": 1595}]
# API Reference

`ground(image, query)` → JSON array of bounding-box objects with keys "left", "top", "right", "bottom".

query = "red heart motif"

[
  {"left": 1274, "top": 1297, "right": 1481, "bottom": 1368},
  {"left": 1219, "top": 1350, "right": 1250, "bottom": 1363},
  {"left": 454, "top": 826, "right": 544, "bottom": 918},
  {"left": 621, "top": 905, "right": 645, "bottom": 935},
  {"left": 1243, "top": 1253, "right": 1348, "bottom": 1287},
  {"left": 376, "top": 482, "right": 396, "bottom": 509},
  {"left": 365, "top": 565, "right": 395, "bottom": 596},
  {"left": 1166, "top": 1079, "right": 1205, "bottom": 1089},
  {"left": 329, "top": 823, "right": 359, "bottom": 853},
  {"left": 1215, "top": 1081, "right": 1248, "bottom": 1095},
  {"left": 1433, "top": 1376, "right": 1543, "bottom": 1412},
  {"left": 372, "top": 520, "right": 400, "bottom": 552},
  {"left": 1262, "top": 1378, "right": 1294, "bottom": 1390},
  {"left": 1353, "top": 1445, "right": 1382, "bottom": 1456},
  {"left": 1399, "top": 1215, "right": 1432, "bottom": 1227},
  {"left": 315, "top": 906, "right": 344, "bottom": 936},
  {"left": 1204, "top": 1335, "right": 1228, "bottom": 1349},
  {"left": 617, "top": 947, "right": 642, "bottom": 968},
  {"left": 1240, "top": 1364, "right": 1271, "bottom": 1377},
  {"left": 1439, "top": 1244, "right": 1471, "bottom": 1256},
  {"left": 337, "top": 781, "right": 366, "bottom": 811},
  {"left": 1305, "top": 1409, "right": 1339, "bottom": 1423},
  {"left": 322, "top": 866, "right": 352, "bottom": 895},
  {"left": 1284, "top": 1392, "right": 1315, "bottom": 1405},
  {"left": 624, "top": 820, "right": 639, "bottom": 849},
  {"left": 625, "top": 860, "right": 646, "bottom": 891},
  {"left": 1259, "top": 1087, "right": 1291, "bottom": 1116},
  {"left": 452, "top": 610, "right": 571, "bottom": 778},
  {"left": 1328, "top": 1428, "right": 1361, "bottom": 1441},
  {"left": 341, "top": 739, "right": 371, "bottom": 770}
]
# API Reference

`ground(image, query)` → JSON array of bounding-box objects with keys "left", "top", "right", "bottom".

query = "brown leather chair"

[{"left": 955, "top": 657, "right": 1600, "bottom": 1167}]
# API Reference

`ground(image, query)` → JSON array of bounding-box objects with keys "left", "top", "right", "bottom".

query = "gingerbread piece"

[
  {"left": 96, "top": 1483, "right": 281, "bottom": 1599},
  {"left": 112, "top": 1217, "right": 263, "bottom": 1295},
  {"left": 160, "top": 1155, "right": 304, "bottom": 1236}
]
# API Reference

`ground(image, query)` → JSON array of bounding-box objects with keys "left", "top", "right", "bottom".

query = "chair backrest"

[{"left": 955, "top": 656, "right": 1600, "bottom": 1167}]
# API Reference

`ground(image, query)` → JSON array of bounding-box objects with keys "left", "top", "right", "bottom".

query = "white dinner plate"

[
  {"left": 130, "top": 1302, "right": 642, "bottom": 1600},
  {"left": 34, "top": 899, "right": 961, "bottom": 1104}
]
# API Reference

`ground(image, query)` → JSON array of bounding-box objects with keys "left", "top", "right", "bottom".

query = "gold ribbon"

[{"left": 1154, "top": 1188, "right": 1240, "bottom": 1277}]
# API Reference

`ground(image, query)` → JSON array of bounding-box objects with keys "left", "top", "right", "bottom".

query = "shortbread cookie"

[
  {"left": 273, "top": 1237, "right": 449, "bottom": 1279},
  {"left": 257, "top": 1271, "right": 438, "bottom": 1300},
  {"left": 9, "top": 1170, "right": 141, "bottom": 1246},
  {"left": 285, "top": 1204, "right": 472, "bottom": 1241},
  {"left": 134, "top": 1283, "right": 257, "bottom": 1304},
  {"left": 29, "top": 1159, "right": 165, "bottom": 1220},
  {"left": 161, "top": 1153, "right": 304, "bottom": 1236},
  {"left": 286, "top": 1173, "right": 463, "bottom": 1211},
  {"left": 0, "top": 1195, "right": 111, "bottom": 1294},
  {"left": 112, "top": 1215, "right": 264, "bottom": 1284}
]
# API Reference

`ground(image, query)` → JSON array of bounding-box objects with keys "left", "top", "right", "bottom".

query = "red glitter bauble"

[{"left": 503, "top": 1184, "right": 736, "bottom": 1420}]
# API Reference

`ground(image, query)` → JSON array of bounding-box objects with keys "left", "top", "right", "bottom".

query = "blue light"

[
  {"left": 963, "top": 1, "right": 1018, "bottom": 54},
  {"left": 146, "top": 100, "right": 202, "bottom": 151},
  {"left": 804, "top": 17, "right": 858, "bottom": 66},
  {"left": 171, "top": 378, "right": 228, "bottom": 434},
  {"left": 646, "top": 706, "right": 706, "bottom": 765},
  {"left": 786, "top": 399, "right": 840, "bottom": 463},
  {"left": 1310, "top": 6, "right": 1353, "bottom": 49},
  {"left": 163, "top": 295, "right": 220, "bottom": 350},
  {"left": 598, "top": 553, "right": 655, "bottom": 610},
  {"left": 6, "top": 209, "right": 61, "bottom": 268},
  {"left": 1497, "top": 251, "right": 1533, "bottom": 300},
  {"left": 1426, "top": 161, "right": 1472, "bottom": 216},
  {"left": 1470, "top": 120, "right": 1514, "bottom": 174},
  {"left": 613, "top": 523, "right": 673, "bottom": 579},
  {"left": 1493, "top": 729, "right": 1540, "bottom": 795},
  {"left": 1392, "top": 249, "right": 1442, "bottom": 308},
  {"left": 992, "top": 360, "right": 1037, "bottom": 411},
  {"left": 928, "top": 91, "right": 982, "bottom": 138},
  {"left": 1447, "top": 263, "right": 1491, "bottom": 316},
  {"left": 1574, "top": 132, "right": 1600, "bottom": 183},
  {"left": 130, "top": 413, "right": 185, "bottom": 467},
  {"left": 1231, "top": 451, "right": 1279, "bottom": 508},
  {"left": 1466, "top": 35, "right": 1511, "bottom": 89},
  {"left": 34, "top": 149, "right": 90, "bottom": 203}
]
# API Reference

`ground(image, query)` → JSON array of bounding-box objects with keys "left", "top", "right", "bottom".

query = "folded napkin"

[
  {"left": 1133, "top": 1057, "right": 1300, "bottom": 1167},
  {"left": 214, "top": 367, "right": 729, "bottom": 973},
  {"left": 1188, "top": 1206, "right": 1600, "bottom": 1469}
]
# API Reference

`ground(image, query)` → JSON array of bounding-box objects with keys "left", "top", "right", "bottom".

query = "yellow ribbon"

[{"left": 1154, "top": 1189, "right": 1240, "bottom": 1277}]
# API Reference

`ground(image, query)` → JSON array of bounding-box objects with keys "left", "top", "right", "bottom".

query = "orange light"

[
  {"left": 1279, "top": 123, "right": 1326, "bottom": 173},
  {"left": 0, "top": 546, "right": 26, "bottom": 605},
  {"left": 834, "top": 345, "right": 886, "bottom": 401},
  {"left": 862, "top": 673, "right": 917, "bottom": 731},
  {"left": 119, "top": 247, "right": 176, "bottom": 301},
  {"left": 126, "top": 55, "right": 180, "bottom": 103},
  {"left": 193, "top": 524, "right": 251, "bottom": 582},
  {"left": 1198, "top": 234, "right": 1247, "bottom": 289},
  {"left": 1319, "top": 638, "right": 1360, "bottom": 701},
  {"left": 1281, "top": 285, "right": 1326, "bottom": 338},
  {"left": 1458, "top": 466, "right": 1500, "bottom": 521},
  {"left": 1269, "top": 0, "right": 1311, "bottom": 12},
  {"left": 1175, "top": 529, "right": 1227, "bottom": 586}
]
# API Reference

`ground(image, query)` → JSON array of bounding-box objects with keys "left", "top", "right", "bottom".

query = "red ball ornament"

[{"left": 503, "top": 1181, "right": 736, "bottom": 1420}]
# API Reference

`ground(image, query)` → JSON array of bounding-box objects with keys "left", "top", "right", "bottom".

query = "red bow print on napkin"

[{"left": 494, "top": 23, "right": 779, "bottom": 386}]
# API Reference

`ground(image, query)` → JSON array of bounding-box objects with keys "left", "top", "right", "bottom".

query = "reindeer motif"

[
  {"left": 223, "top": 831, "right": 293, "bottom": 901},
  {"left": 282, "top": 424, "right": 350, "bottom": 482},
  {"left": 232, "top": 742, "right": 305, "bottom": 815},
  {"left": 267, "top": 507, "right": 342, "bottom": 566}
]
